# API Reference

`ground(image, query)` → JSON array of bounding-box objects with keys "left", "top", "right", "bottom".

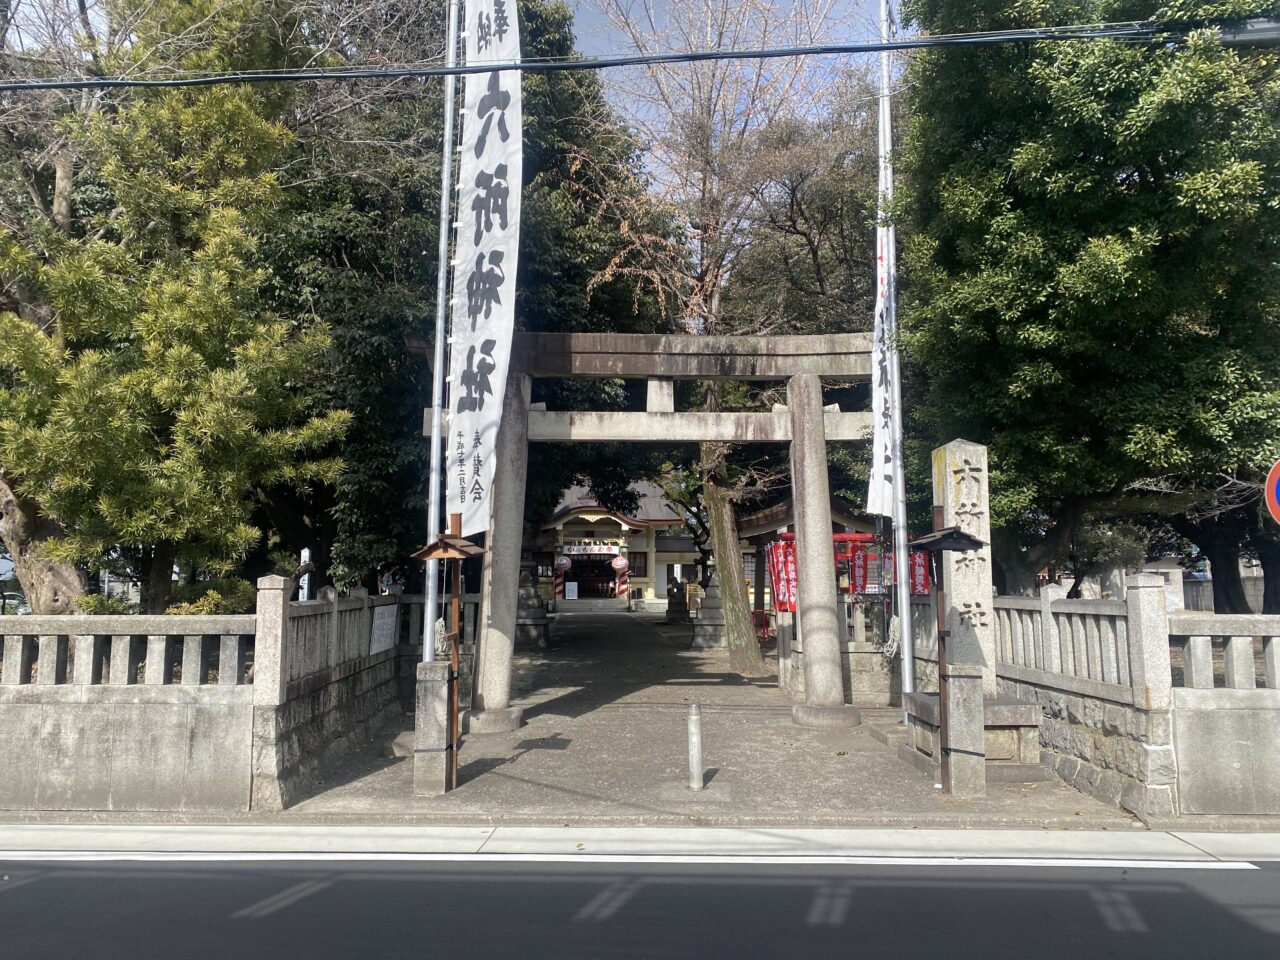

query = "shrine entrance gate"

[{"left": 462, "top": 332, "right": 873, "bottom": 733}]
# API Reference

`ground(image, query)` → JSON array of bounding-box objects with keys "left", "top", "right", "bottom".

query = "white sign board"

[
  {"left": 563, "top": 543, "right": 621, "bottom": 556},
  {"left": 370, "top": 604, "right": 399, "bottom": 655},
  {"left": 564, "top": 582, "right": 579, "bottom": 600}
]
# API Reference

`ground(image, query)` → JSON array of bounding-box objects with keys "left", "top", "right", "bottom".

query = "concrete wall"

[
  {"left": 0, "top": 619, "right": 257, "bottom": 812},
  {"left": 1183, "top": 576, "right": 1264, "bottom": 613},
  {"left": 0, "top": 684, "right": 253, "bottom": 812},
  {"left": 973, "top": 589, "right": 1280, "bottom": 818},
  {"left": 996, "top": 675, "right": 1176, "bottom": 818},
  {"left": 253, "top": 588, "right": 419, "bottom": 810},
  {"left": 264, "top": 647, "right": 402, "bottom": 808},
  {"left": 0, "top": 585, "right": 423, "bottom": 814},
  {"left": 1172, "top": 687, "right": 1280, "bottom": 814}
]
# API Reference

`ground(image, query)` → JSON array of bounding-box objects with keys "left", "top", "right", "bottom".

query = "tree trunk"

[
  {"left": 52, "top": 151, "right": 74, "bottom": 233},
  {"left": 139, "top": 541, "right": 177, "bottom": 614},
  {"left": 1248, "top": 510, "right": 1280, "bottom": 615},
  {"left": 1256, "top": 541, "right": 1280, "bottom": 615},
  {"left": 702, "top": 459, "right": 765, "bottom": 676},
  {"left": 991, "top": 539, "right": 1041, "bottom": 597},
  {"left": 991, "top": 504, "right": 1084, "bottom": 597},
  {"left": 1173, "top": 509, "right": 1252, "bottom": 614},
  {"left": 0, "top": 471, "right": 85, "bottom": 613},
  {"left": 1204, "top": 541, "right": 1251, "bottom": 614}
]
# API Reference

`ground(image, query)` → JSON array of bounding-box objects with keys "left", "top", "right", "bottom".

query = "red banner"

[
  {"left": 851, "top": 545, "right": 868, "bottom": 594},
  {"left": 784, "top": 542, "right": 798, "bottom": 613},
  {"left": 765, "top": 544, "right": 782, "bottom": 611},
  {"left": 909, "top": 550, "right": 931, "bottom": 596},
  {"left": 767, "top": 541, "right": 797, "bottom": 613}
]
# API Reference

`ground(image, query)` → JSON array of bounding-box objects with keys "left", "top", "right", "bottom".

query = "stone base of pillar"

[
  {"left": 899, "top": 691, "right": 1050, "bottom": 796},
  {"left": 464, "top": 705, "right": 524, "bottom": 734},
  {"left": 666, "top": 588, "right": 691, "bottom": 623},
  {"left": 516, "top": 566, "right": 551, "bottom": 647},
  {"left": 691, "top": 574, "right": 726, "bottom": 648},
  {"left": 792, "top": 704, "right": 861, "bottom": 728},
  {"left": 842, "top": 640, "right": 900, "bottom": 708},
  {"left": 413, "top": 661, "right": 450, "bottom": 796},
  {"left": 515, "top": 620, "right": 550, "bottom": 647},
  {"left": 691, "top": 623, "right": 726, "bottom": 648}
]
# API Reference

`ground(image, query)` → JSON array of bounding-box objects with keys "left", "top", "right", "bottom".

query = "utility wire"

[{"left": 0, "top": 19, "right": 1240, "bottom": 94}]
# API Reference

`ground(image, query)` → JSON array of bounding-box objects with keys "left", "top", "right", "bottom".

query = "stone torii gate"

[{"left": 462, "top": 332, "right": 871, "bottom": 734}]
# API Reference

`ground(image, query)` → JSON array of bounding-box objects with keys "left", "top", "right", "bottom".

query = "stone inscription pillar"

[
  {"left": 472, "top": 371, "right": 531, "bottom": 734},
  {"left": 931, "top": 439, "right": 996, "bottom": 697},
  {"left": 788, "top": 374, "right": 859, "bottom": 727},
  {"left": 930, "top": 440, "right": 991, "bottom": 798}
]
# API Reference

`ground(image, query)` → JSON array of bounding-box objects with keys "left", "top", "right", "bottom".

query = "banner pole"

[
  {"left": 425, "top": 0, "right": 463, "bottom": 662},
  {"left": 877, "top": 0, "right": 916, "bottom": 715}
]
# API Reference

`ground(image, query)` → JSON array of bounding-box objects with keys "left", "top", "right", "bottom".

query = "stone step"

[{"left": 555, "top": 599, "right": 629, "bottom": 613}]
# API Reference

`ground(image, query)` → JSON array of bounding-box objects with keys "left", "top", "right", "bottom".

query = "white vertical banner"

[
  {"left": 867, "top": 220, "right": 896, "bottom": 518},
  {"left": 866, "top": 3, "right": 897, "bottom": 520},
  {"left": 447, "top": 0, "right": 522, "bottom": 536}
]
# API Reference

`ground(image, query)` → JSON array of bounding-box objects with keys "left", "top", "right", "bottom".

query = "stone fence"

[
  {"left": 0, "top": 577, "right": 455, "bottom": 813},
  {"left": 910, "top": 574, "right": 1280, "bottom": 817}
]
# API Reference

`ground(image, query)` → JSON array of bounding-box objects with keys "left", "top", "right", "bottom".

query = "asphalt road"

[{"left": 2, "top": 858, "right": 1278, "bottom": 959}]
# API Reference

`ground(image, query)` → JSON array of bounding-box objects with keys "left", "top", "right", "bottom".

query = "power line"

[{"left": 0, "top": 19, "right": 1240, "bottom": 94}]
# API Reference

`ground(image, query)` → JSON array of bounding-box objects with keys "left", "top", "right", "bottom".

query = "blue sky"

[{"left": 569, "top": 1, "right": 881, "bottom": 57}]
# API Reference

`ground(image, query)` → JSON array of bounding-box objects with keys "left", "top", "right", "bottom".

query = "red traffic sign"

[{"left": 1267, "top": 460, "right": 1280, "bottom": 525}]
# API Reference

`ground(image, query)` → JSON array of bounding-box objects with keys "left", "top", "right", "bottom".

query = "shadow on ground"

[{"left": 286, "top": 612, "right": 1140, "bottom": 828}]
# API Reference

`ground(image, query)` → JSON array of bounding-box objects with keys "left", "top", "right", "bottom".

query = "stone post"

[
  {"left": 930, "top": 441, "right": 991, "bottom": 797},
  {"left": 413, "top": 660, "right": 451, "bottom": 795},
  {"left": 1124, "top": 574, "right": 1172, "bottom": 712},
  {"left": 787, "top": 374, "right": 858, "bottom": 727},
  {"left": 931, "top": 440, "right": 996, "bottom": 696},
  {"left": 251, "top": 574, "right": 291, "bottom": 811},
  {"left": 1121, "top": 573, "right": 1177, "bottom": 817},
  {"left": 253, "top": 575, "right": 291, "bottom": 708},
  {"left": 471, "top": 370, "right": 530, "bottom": 734}
]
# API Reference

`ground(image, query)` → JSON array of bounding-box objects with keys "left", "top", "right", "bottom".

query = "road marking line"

[
  {"left": 1090, "top": 888, "right": 1150, "bottom": 934},
  {"left": 0, "top": 874, "right": 42, "bottom": 895},
  {"left": 806, "top": 882, "right": 849, "bottom": 926},
  {"left": 573, "top": 878, "right": 640, "bottom": 921},
  {"left": 0, "top": 851, "right": 1259, "bottom": 869},
  {"left": 233, "top": 879, "right": 333, "bottom": 919}
]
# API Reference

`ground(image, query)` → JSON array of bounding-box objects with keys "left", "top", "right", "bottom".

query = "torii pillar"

[
  {"left": 788, "top": 374, "right": 860, "bottom": 727},
  {"left": 469, "top": 370, "right": 531, "bottom": 734}
]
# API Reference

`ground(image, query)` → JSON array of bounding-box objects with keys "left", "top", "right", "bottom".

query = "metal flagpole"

[
  {"left": 424, "top": 0, "right": 462, "bottom": 662},
  {"left": 879, "top": 0, "right": 916, "bottom": 713}
]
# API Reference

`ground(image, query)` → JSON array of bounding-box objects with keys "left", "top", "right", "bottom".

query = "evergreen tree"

[
  {"left": 0, "top": 1, "right": 347, "bottom": 611},
  {"left": 901, "top": 0, "right": 1280, "bottom": 601}
]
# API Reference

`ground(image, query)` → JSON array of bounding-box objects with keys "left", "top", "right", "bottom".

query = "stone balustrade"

[
  {"left": 907, "top": 576, "right": 1280, "bottom": 818},
  {"left": 0, "top": 615, "right": 255, "bottom": 688},
  {"left": 1167, "top": 612, "right": 1280, "bottom": 691},
  {"left": 0, "top": 577, "right": 434, "bottom": 814}
]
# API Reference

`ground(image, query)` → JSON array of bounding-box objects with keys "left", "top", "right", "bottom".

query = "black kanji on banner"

[
  {"left": 475, "top": 72, "right": 511, "bottom": 157},
  {"left": 457, "top": 338, "right": 497, "bottom": 413},
  {"left": 494, "top": 0, "right": 510, "bottom": 41},
  {"left": 472, "top": 164, "right": 510, "bottom": 244},
  {"left": 465, "top": 251, "right": 505, "bottom": 327}
]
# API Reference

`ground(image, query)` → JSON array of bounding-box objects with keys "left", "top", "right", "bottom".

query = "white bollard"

[{"left": 688, "top": 703, "right": 704, "bottom": 791}]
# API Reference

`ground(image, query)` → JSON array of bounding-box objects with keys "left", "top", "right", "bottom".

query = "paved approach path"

[{"left": 287, "top": 612, "right": 1136, "bottom": 827}]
